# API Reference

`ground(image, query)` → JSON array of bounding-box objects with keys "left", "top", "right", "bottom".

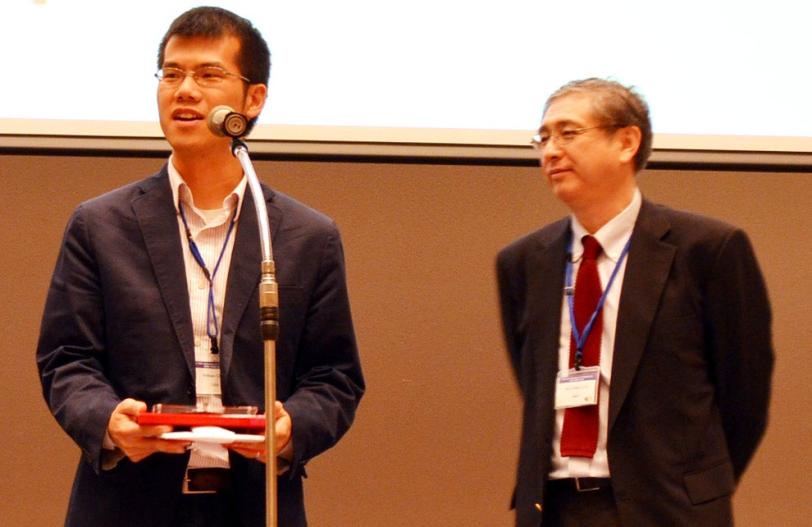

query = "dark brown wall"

[{"left": 1, "top": 153, "right": 809, "bottom": 526}]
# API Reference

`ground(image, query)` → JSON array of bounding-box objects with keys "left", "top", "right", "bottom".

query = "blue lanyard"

[
  {"left": 178, "top": 200, "right": 237, "bottom": 354},
  {"left": 565, "top": 236, "right": 631, "bottom": 369}
]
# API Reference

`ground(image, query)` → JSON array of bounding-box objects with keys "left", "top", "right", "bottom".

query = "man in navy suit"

[
  {"left": 37, "top": 7, "right": 364, "bottom": 526},
  {"left": 497, "top": 78, "right": 773, "bottom": 526}
]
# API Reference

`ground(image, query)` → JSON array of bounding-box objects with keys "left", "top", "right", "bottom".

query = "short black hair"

[
  {"left": 545, "top": 78, "right": 653, "bottom": 172},
  {"left": 157, "top": 6, "right": 271, "bottom": 133}
]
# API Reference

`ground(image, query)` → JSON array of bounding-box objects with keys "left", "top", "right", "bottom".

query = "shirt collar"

[
  {"left": 167, "top": 155, "right": 247, "bottom": 222},
  {"left": 570, "top": 188, "right": 642, "bottom": 263}
]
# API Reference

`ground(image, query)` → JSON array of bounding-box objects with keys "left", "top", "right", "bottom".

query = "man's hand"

[
  {"left": 107, "top": 398, "right": 189, "bottom": 463},
  {"left": 230, "top": 401, "right": 292, "bottom": 464}
]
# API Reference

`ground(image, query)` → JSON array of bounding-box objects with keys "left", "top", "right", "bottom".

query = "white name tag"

[
  {"left": 194, "top": 340, "right": 222, "bottom": 398},
  {"left": 554, "top": 366, "right": 600, "bottom": 410},
  {"left": 195, "top": 361, "right": 222, "bottom": 397}
]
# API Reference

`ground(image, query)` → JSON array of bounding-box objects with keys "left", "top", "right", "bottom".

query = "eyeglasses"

[
  {"left": 155, "top": 66, "right": 250, "bottom": 87},
  {"left": 530, "top": 126, "right": 612, "bottom": 150}
]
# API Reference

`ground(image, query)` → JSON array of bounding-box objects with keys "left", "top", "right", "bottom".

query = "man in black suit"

[
  {"left": 497, "top": 78, "right": 773, "bottom": 526},
  {"left": 36, "top": 7, "right": 364, "bottom": 526}
]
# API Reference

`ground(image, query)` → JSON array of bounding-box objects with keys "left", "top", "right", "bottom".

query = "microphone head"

[{"left": 207, "top": 105, "right": 248, "bottom": 138}]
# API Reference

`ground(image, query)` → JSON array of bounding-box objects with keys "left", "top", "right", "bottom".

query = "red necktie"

[{"left": 560, "top": 235, "right": 603, "bottom": 458}]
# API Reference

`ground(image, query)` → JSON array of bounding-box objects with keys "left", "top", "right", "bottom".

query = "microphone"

[{"left": 207, "top": 105, "right": 248, "bottom": 138}]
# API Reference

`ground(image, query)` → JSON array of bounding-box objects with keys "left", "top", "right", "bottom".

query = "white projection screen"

[{"left": 1, "top": 0, "right": 811, "bottom": 158}]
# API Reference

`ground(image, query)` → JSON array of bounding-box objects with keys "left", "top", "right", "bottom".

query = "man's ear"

[
  {"left": 617, "top": 125, "right": 642, "bottom": 165},
  {"left": 243, "top": 83, "right": 268, "bottom": 121}
]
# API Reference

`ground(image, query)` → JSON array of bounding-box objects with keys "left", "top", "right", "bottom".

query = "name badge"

[
  {"left": 195, "top": 360, "right": 222, "bottom": 397},
  {"left": 554, "top": 366, "right": 600, "bottom": 410},
  {"left": 194, "top": 339, "right": 222, "bottom": 398}
]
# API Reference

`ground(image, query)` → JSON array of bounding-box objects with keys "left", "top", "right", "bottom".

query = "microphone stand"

[{"left": 231, "top": 137, "right": 279, "bottom": 527}]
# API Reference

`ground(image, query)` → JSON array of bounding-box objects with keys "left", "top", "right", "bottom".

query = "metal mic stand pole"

[{"left": 232, "top": 138, "right": 278, "bottom": 527}]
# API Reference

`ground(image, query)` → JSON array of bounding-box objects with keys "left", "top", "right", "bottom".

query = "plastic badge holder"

[{"left": 136, "top": 404, "right": 266, "bottom": 431}]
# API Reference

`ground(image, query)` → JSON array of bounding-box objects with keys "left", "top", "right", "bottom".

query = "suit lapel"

[
  {"left": 219, "top": 184, "right": 282, "bottom": 384},
  {"left": 608, "top": 200, "right": 675, "bottom": 431},
  {"left": 132, "top": 169, "right": 196, "bottom": 378}
]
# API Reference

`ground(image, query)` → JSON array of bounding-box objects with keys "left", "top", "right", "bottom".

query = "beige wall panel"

[{"left": 0, "top": 153, "right": 808, "bottom": 526}]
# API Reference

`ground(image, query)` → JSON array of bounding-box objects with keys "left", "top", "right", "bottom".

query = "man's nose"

[
  {"left": 175, "top": 72, "right": 201, "bottom": 96},
  {"left": 541, "top": 137, "right": 564, "bottom": 164}
]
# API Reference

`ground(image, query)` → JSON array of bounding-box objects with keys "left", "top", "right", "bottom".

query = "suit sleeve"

[
  {"left": 705, "top": 228, "right": 774, "bottom": 479},
  {"left": 283, "top": 226, "right": 364, "bottom": 474},
  {"left": 496, "top": 248, "right": 525, "bottom": 394},
  {"left": 36, "top": 206, "right": 121, "bottom": 474}
]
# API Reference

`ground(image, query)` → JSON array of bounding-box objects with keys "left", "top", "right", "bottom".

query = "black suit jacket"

[
  {"left": 497, "top": 199, "right": 773, "bottom": 527},
  {"left": 37, "top": 166, "right": 364, "bottom": 527}
]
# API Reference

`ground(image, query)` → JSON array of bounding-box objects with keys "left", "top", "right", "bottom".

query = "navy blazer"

[
  {"left": 497, "top": 199, "right": 773, "bottom": 527},
  {"left": 37, "top": 166, "right": 364, "bottom": 527}
]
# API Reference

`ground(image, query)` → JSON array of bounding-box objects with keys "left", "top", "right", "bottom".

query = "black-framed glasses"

[
  {"left": 530, "top": 126, "right": 612, "bottom": 150},
  {"left": 155, "top": 66, "right": 250, "bottom": 87}
]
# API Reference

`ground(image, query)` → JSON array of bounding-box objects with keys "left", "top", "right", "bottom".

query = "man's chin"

[
  {"left": 550, "top": 181, "right": 579, "bottom": 203},
  {"left": 167, "top": 135, "right": 231, "bottom": 157}
]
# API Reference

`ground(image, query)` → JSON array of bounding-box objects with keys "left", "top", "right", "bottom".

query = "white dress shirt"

[
  {"left": 548, "top": 188, "right": 642, "bottom": 479},
  {"left": 169, "top": 158, "right": 246, "bottom": 469}
]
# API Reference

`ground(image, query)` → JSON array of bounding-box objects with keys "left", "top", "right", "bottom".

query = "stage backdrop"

[
  {"left": 1, "top": 151, "right": 810, "bottom": 526},
  {"left": 2, "top": 0, "right": 811, "bottom": 152}
]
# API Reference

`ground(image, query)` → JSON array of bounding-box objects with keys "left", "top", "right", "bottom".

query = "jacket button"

[{"left": 534, "top": 502, "right": 543, "bottom": 512}]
